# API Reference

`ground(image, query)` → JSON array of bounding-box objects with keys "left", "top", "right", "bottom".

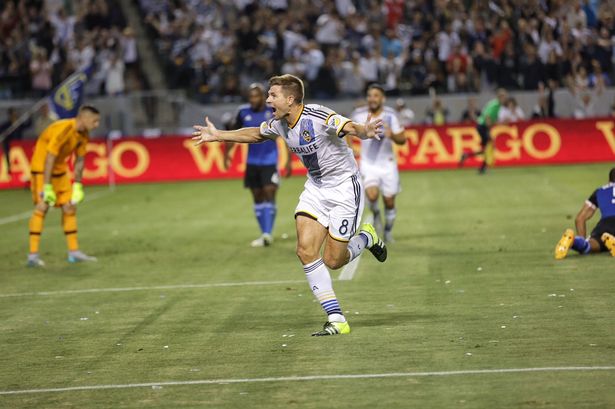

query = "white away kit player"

[
  {"left": 351, "top": 84, "right": 406, "bottom": 243},
  {"left": 192, "top": 74, "right": 388, "bottom": 336}
]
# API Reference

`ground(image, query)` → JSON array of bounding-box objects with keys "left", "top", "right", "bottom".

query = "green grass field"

[{"left": 0, "top": 163, "right": 614, "bottom": 408}]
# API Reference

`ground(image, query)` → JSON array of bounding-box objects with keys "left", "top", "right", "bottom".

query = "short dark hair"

[
  {"left": 79, "top": 105, "right": 100, "bottom": 115},
  {"left": 610, "top": 167, "right": 615, "bottom": 182},
  {"left": 367, "top": 83, "right": 386, "bottom": 95},
  {"left": 268, "top": 74, "right": 304, "bottom": 104},
  {"left": 248, "top": 83, "right": 265, "bottom": 97}
]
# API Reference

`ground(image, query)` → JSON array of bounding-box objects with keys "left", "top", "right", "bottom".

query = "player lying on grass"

[
  {"left": 27, "top": 105, "right": 100, "bottom": 267},
  {"left": 555, "top": 167, "right": 615, "bottom": 259},
  {"left": 193, "top": 74, "right": 387, "bottom": 336}
]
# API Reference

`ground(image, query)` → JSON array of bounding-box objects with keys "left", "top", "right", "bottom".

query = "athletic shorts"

[
  {"left": 360, "top": 159, "right": 400, "bottom": 197},
  {"left": 244, "top": 164, "right": 279, "bottom": 189},
  {"left": 591, "top": 217, "right": 615, "bottom": 251},
  {"left": 295, "top": 174, "right": 364, "bottom": 242},
  {"left": 30, "top": 171, "right": 71, "bottom": 206},
  {"left": 477, "top": 124, "right": 491, "bottom": 147}
]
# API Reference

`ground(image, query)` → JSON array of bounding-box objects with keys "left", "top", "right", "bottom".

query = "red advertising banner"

[{"left": 1, "top": 118, "right": 615, "bottom": 189}]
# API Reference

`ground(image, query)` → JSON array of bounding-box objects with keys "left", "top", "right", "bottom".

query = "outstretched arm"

[
  {"left": 192, "top": 117, "right": 273, "bottom": 146},
  {"left": 341, "top": 116, "right": 383, "bottom": 140},
  {"left": 575, "top": 202, "right": 596, "bottom": 238}
]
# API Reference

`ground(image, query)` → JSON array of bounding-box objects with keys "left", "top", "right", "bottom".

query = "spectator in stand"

[
  {"left": 574, "top": 93, "right": 596, "bottom": 119},
  {"left": 359, "top": 48, "right": 379, "bottom": 89},
  {"left": 460, "top": 97, "right": 481, "bottom": 124},
  {"left": 498, "top": 97, "right": 525, "bottom": 123},
  {"left": 30, "top": 49, "right": 53, "bottom": 97},
  {"left": 103, "top": 53, "right": 125, "bottom": 96},
  {"left": 311, "top": 53, "right": 338, "bottom": 99},
  {"left": 425, "top": 97, "right": 449, "bottom": 126},
  {"left": 395, "top": 98, "right": 414, "bottom": 127},
  {"left": 121, "top": 27, "right": 138, "bottom": 77},
  {"left": 335, "top": 51, "right": 364, "bottom": 98},
  {"left": 520, "top": 44, "right": 545, "bottom": 90},
  {"left": 532, "top": 83, "right": 556, "bottom": 119}
]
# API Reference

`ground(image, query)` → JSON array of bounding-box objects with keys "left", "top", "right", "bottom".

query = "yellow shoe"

[
  {"left": 601, "top": 233, "right": 615, "bottom": 257},
  {"left": 311, "top": 321, "right": 350, "bottom": 336},
  {"left": 555, "top": 229, "right": 574, "bottom": 260}
]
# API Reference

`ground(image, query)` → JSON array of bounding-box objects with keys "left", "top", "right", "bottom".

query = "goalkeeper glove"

[
  {"left": 71, "top": 182, "right": 85, "bottom": 204},
  {"left": 43, "top": 184, "right": 56, "bottom": 205}
]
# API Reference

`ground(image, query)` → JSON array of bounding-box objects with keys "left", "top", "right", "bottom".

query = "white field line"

[
  {"left": 1, "top": 366, "right": 614, "bottom": 396},
  {"left": 338, "top": 214, "right": 373, "bottom": 281},
  {"left": 0, "top": 279, "right": 307, "bottom": 299},
  {"left": 0, "top": 190, "right": 112, "bottom": 226}
]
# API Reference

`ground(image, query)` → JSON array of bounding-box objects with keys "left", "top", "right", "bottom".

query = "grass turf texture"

[{"left": 0, "top": 163, "right": 614, "bottom": 408}]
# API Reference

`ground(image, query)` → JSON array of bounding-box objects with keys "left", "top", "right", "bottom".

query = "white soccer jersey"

[
  {"left": 351, "top": 106, "right": 403, "bottom": 165},
  {"left": 259, "top": 104, "right": 358, "bottom": 188}
]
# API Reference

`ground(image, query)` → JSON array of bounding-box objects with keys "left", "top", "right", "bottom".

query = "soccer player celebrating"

[
  {"left": 555, "top": 168, "right": 615, "bottom": 259},
  {"left": 193, "top": 74, "right": 387, "bottom": 336},
  {"left": 224, "top": 84, "right": 291, "bottom": 247},
  {"left": 27, "top": 105, "right": 101, "bottom": 267},
  {"left": 459, "top": 88, "right": 508, "bottom": 174},
  {"left": 351, "top": 84, "right": 406, "bottom": 243}
]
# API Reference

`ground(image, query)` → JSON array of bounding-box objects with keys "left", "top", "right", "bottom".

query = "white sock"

[
  {"left": 347, "top": 232, "right": 371, "bottom": 262},
  {"left": 303, "top": 258, "right": 346, "bottom": 322},
  {"left": 384, "top": 208, "right": 396, "bottom": 232}
]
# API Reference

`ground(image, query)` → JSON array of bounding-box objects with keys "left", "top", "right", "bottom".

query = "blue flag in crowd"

[{"left": 48, "top": 65, "right": 93, "bottom": 119}]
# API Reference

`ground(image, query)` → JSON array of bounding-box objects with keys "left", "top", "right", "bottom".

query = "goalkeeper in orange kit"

[{"left": 27, "top": 105, "right": 101, "bottom": 267}]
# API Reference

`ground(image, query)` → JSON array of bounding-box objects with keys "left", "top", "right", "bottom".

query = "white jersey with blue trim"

[
  {"left": 259, "top": 104, "right": 358, "bottom": 188},
  {"left": 351, "top": 106, "right": 403, "bottom": 165}
]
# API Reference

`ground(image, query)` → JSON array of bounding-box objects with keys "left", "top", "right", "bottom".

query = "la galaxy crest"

[{"left": 299, "top": 118, "right": 315, "bottom": 146}]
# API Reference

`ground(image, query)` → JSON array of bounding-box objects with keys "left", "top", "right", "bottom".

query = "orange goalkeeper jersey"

[{"left": 30, "top": 118, "right": 89, "bottom": 174}]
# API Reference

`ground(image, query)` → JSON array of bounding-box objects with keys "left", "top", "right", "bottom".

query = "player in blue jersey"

[
  {"left": 224, "top": 84, "right": 291, "bottom": 247},
  {"left": 555, "top": 168, "right": 615, "bottom": 258}
]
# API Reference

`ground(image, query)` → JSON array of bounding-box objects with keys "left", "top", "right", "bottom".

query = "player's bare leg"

[
  {"left": 383, "top": 195, "right": 397, "bottom": 243},
  {"left": 27, "top": 201, "right": 49, "bottom": 267},
  {"left": 365, "top": 186, "right": 382, "bottom": 234},
  {"left": 295, "top": 215, "right": 350, "bottom": 336},
  {"left": 601, "top": 233, "right": 615, "bottom": 256},
  {"left": 63, "top": 202, "right": 96, "bottom": 263}
]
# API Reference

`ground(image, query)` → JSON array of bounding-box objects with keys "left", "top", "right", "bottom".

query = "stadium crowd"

[
  {"left": 139, "top": 0, "right": 615, "bottom": 103},
  {"left": 0, "top": 0, "right": 141, "bottom": 99}
]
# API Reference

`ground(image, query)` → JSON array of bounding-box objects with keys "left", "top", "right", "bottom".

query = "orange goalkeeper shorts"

[{"left": 30, "top": 171, "right": 71, "bottom": 206}]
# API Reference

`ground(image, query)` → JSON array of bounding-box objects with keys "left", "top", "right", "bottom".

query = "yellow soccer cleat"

[
  {"left": 359, "top": 223, "right": 387, "bottom": 262},
  {"left": 311, "top": 321, "right": 351, "bottom": 336},
  {"left": 555, "top": 228, "right": 574, "bottom": 260},
  {"left": 601, "top": 233, "right": 615, "bottom": 257}
]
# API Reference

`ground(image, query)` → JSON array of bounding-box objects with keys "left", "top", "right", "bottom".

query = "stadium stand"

[
  {"left": 0, "top": 0, "right": 143, "bottom": 99},
  {"left": 138, "top": 0, "right": 615, "bottom": 102}
]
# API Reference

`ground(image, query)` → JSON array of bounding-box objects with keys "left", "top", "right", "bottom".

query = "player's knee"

[
  {"left": 323, "top": 253, "right": 345, "bottom": 270},
  {"left": 383, "top": 197, "right": 395, "bottom": 209},
  {"left": 62, "top": 203, "right": 76, "bottom": 215},
  {"left": 35, "top": 202, "right": 49, "bottom": 213},
  {"left": 296, "top": 244, "right": 318, "bottom": 264}
]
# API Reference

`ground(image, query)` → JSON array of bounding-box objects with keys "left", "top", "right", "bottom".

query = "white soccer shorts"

[
  {"left": 294, "top": 174, "right": 365, "bottom": 242},
  {"left": 360, "top": 160, "right": 400, "bottom": 197}
]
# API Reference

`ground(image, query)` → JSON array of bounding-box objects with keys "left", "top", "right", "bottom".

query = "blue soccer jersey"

[
  {"left": 587, "top": 182, "right": 615, "bottom": 219},
  {"left": 236, "top": 105, "right": 277, "bottom": 166}
]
